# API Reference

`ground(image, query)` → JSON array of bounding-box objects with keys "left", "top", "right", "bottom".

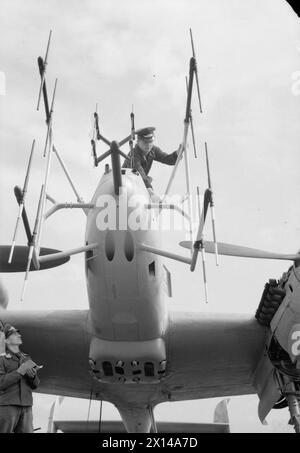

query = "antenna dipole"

[
  {"left": 8, "top": 139, "right": 35, "bottom": 263},
  {"left": 129, "top": 105, "right": 135, "bottom": 167},
  {"left": 43, "top": 78, "right": 58, "bottom": 157},
  {"left": 197, "top": 186, "right": 208, "bottom": 303},
  {"left": 37, "top": 30, "right": 52, "bottom": 111},
  {"left": 90, "top": 104, "right": 99, "bottom": 167},
  {"left": 163, "top": 56, "right": 196, "bottom": 198},
  {"left": 94, "top": 110, "right": 101, "bottom": 141},
  {"left": 185, "top": 76, "right": 197, "bottom": 158},
  {"left": 20, "top": 185, "right": 44, "bottom": 302},
  {"left": 205, "top": 142, "right": 219, "bottom": 266},
  {"left": 189, "top": 28, "right": 203, "bottom": 114},
  {"left": 190, "top": 187, "right": 211, "bottom": 270}
]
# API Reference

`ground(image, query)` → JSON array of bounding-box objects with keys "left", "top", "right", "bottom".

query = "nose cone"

[{"left": 93, "top": 168, "right": 149, "bottom": 206}]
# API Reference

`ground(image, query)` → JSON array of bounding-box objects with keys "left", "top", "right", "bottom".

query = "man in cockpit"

[{"left": 122, "top": 127, "right": 180, "bottom": 200}]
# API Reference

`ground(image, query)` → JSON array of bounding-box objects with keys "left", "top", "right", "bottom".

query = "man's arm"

[
  {"left": 26, "top": 372, "right": 40, "bottom": 390},
  {"left": 153, "top": 146, "right": 179, "bottom": 166},
  {"left": 122, "top": 154, "right": 131, "bottom": 169},
  {"left": 133, "top": 155, "right": 153, "bottom": 189},
  {"left": 0, "top": 358, "right": 22, "bottom": 391},
  {"left": 23, "top": 355, "right": 41, "bottom": 389}
]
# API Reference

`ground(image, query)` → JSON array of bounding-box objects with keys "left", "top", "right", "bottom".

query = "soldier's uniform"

[
  {"left": 122, "top": 127, "right": 179, "bottom": 189},
  {"left": 0, "top": 328, "right": 40, "bottom": 433}
]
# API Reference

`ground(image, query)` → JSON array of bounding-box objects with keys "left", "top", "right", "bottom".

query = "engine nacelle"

[
  {"left": 254, "top": 265, "right": 300, "bottom": 424},
  {"left": 270, "top": 264, "right": 300, "bottom": 373}
]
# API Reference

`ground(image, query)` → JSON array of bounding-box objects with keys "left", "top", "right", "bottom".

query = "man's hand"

[
  {"left": 17, "top": 360, "right": 36, "bottom": 376},
  {"left": 25, "top": 367, "right": 37, "bottom": 379},
  {"left": 148, "top": 188, "right": 161, "bottom": 203}
]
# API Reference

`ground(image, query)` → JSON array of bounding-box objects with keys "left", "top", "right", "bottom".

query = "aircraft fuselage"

[{"left": 85, "top": 169, "right": 168, "bottom": 384}]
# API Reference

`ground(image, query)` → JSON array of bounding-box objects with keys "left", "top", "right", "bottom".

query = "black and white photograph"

[{"left": 0, "top": 0, "right": 300, "bottom": 437}]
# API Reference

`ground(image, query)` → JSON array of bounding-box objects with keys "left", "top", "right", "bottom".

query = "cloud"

[{"left": 1, "top": 0, "right": 299, "bottom": 433}]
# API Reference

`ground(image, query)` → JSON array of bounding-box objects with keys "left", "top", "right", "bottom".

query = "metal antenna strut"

[
  {"left": 8, "top": 139, "right": 35, "bottom": 263},
  {"left": 149, "top": 406, "right": 157, "bottom": 433},
  {"left": 53, "top": 146, "right": 84, "bottom": 203},
  {"left": 37, "top": 30, "right": 52, "bottom": 111}
]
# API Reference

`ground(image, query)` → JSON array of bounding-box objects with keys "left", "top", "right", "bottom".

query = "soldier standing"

[{"left": 0, "top": 325, "right": 41, "bottom": 433}]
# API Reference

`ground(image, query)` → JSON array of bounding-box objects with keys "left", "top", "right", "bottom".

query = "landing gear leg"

[
  {"left": 148, "top": 405, "right": 157, "bottom": 433},
  {"left": 286, "top": 385, "right": 300, "bottom": 433},
  {"left": 278, "top": 373, "right": 300, "bottom": 433}
]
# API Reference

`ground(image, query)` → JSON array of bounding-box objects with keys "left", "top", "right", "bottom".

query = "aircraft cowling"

[
  {"left": 270, "top": 264, "right": 300, "bottom": 369},
  {"left": 253, "top": 264, "right": 300, "bottom": 423}
]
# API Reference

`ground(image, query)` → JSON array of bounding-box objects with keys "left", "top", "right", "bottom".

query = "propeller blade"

[
  {"left": 20, "top": 245, "right": 34, "bottom": 302},
  {"left": 0, "top": 246, "right": 70, "bottom": 272},
  {"left": 201, "top": 245, "right": 208, "bottom": 304},
  {"left": 8, "top": 203, "right": 24, "bottom": 264},
  {"left": 180, "top": 240, "right": 300, "bottom": 261}
]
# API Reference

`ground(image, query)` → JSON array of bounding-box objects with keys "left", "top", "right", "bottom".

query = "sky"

[{"left": 0, "top": 0, "right": 299, "bottom": 433}]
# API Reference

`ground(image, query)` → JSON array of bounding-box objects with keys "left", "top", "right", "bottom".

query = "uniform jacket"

[
  {"left": 0, "top": 351, "right": 40, "bottom": 406},
  {"left": 122, "top": 144, "right": 178, "bottom": 188}
]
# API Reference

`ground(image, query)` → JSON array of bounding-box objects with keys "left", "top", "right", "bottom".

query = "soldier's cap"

[
  {"left": 4, "top": 325, "right": 20, "bottom": 339},
  {"left": 136, "top": 127, "right": 155, "bottom": 142}
]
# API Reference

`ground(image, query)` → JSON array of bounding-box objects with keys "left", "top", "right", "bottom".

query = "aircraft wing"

[
  {"left": 0, "top": 310, "right": 92, "bottom": 399},
  {"left": 0, "top": 310, "right": 266, "bottom": 404},
  {"left": 163, "top": 311, "right": 266, "bottom": 401},
  {"left": 52, "top": 419, "right": 229, "bottom": 433}
]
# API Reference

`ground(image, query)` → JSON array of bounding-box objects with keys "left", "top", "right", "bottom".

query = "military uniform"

[
  {"left": 0, "top": 350, "right": 40, "bottom": 433},
  {"left": 122, "top": 127, "right": 179, "bottom": 189}
]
